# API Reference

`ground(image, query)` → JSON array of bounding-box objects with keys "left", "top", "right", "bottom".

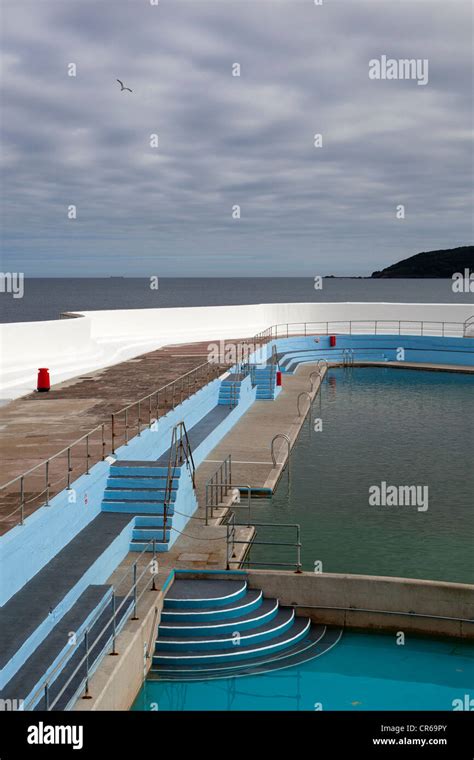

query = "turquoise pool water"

[
  {"left": 132, "top": 631, "right": 474, "bottom": 711},
  {"left": 239, "top": 367, "right": 474, "bottom": 583}
]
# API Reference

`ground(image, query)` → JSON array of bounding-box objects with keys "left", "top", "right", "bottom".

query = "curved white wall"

[{"left": 1, "top": 302, "right": 472, "bottom": 400}]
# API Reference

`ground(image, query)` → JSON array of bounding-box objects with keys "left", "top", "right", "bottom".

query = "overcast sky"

[{"left": 1, "top": 0, "right": 472, "bottom": 277}]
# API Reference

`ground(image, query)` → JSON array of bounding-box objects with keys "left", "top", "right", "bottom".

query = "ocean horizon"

[{"left": 1, "top": 277, "right": 473, "bottom": 324}]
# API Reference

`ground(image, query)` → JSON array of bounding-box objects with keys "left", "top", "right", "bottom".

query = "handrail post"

[
  {"left": 111, "top": 414, "right": 116, "bottom": 455},
  {"left": 45, "top": 461, "right": 50, "bottom": 506},
  {"left": 132, "top": 562, "right": 139, "bottom": 620},
  {"left": 20, "top": 477, "right": 25, "bottom": 525},
  {"left": 295, "top": 525, "right": 302, "bottom": 573},
  {"left": 44, "top": 682, "right": 49, "bottom": 710},
  {"left": 101, "top": 424, "right": 106, "bottom": 461},
  {"left": 125, "top": 409, "right": 129, "bottom": 444},
  {"left": 137, "top": 401, "right": 141, "bottom": 436},
  {"left": 151, "top": 539, "right": 157, "bottom": 590},
  {"left": 85, "top": 434, "right": 90, "bottom": 474},
  {"left": 109, "top": 593, "right": 118, "bottom": 656},
  {"left": 67, "top": 448, "right": 72, "bottom": 489},
  {"left": 82, "top": 630, "right": 92, "bottom": 699}
]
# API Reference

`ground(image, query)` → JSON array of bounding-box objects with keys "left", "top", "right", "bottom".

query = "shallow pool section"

[
  {"left": 239, "top": 367, "right": 474, "bottom": 583},
  {"left": 132, "top": 631, "right": 474, "bottom": 711}
]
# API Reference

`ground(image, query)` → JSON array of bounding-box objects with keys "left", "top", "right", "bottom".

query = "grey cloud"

[{"left": 0, "top": 0, "right": 472, "bottom": 276}]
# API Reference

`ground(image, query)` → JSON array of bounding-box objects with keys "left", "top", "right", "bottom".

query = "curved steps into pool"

[{"left": 151, "top": 577, "right": 342, "bottom": 681}]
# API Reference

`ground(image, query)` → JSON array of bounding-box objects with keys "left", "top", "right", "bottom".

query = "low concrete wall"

[
  {"left": 74, "top": 586, "right": 165, "bottom": 712},
  {"left": 247, "top": 570, "right": 474, "bottom": 639}
]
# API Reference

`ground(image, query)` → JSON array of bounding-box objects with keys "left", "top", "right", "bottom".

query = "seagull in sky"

[{"left": 116, "top": 79, "right": 132, "bottom": 93}]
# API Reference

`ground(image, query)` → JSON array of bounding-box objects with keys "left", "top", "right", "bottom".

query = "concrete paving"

[{"left": 0, "top": 339, "right": 241, "bottom": 533}]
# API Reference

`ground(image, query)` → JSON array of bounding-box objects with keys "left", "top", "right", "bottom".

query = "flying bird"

[{"left": 116, "top": 79, "right": 132, "bottom": 93}]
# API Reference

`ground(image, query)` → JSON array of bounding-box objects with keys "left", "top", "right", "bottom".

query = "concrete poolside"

[
  {"left": 2, "top": 320, "right": 473, "bottom": 710},
  {"left": 0, "top": 339, "right": 244, "bottom": 532}
]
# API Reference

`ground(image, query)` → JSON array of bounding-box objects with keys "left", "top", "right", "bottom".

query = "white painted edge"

[
  {"left": 157, "top": 609, "right": 294, "bottom": 647},
  {"left": 162, "top": 590, "right": 263, "bottom": 617},
  {"left": 165, "top": 581, "right": 247, "bottom": 606},
  {"left": 155, "top": 618, "right": 311, "bottom": 660},
  {"left": 158, "top": 600, "right": 280, "bottom": 632}
]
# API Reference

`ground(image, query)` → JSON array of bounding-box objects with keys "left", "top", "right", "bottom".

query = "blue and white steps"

[
  {"left": 150, "top": 577, "right": 342, "bottom": 680},
  {"left": 101, "top": 461, "right": 180, "bottom": 551}
]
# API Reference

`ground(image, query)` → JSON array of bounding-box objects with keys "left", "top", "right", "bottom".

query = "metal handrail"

[
  {"left": 291, "top": 602, "right": 474, "bottom": 624},
  {"left": 270, "top": 433, "right": 290, "bottom": 469},
  {"left": 463, "top": 314, "right": 474, "bottom": 337},
  {"left": 342, "top": 348, "right": 354, "bottom": 367},
  {"left": 0, "top": 423, "right": 107, "bottom": 526},
  {"left": 309, "top": 369, "right": 322, "bottom": 391},
  {"left": 1, "top": 360, "right": 224, "bottom": 529},
  {"left": 163, "top": 421, "right": 195, "bottom": 538},
  {"left": 111, "top": 360, "right": 225, "bottom": 453},
  {"left": 224, "top": 483, "right": 252, "bottom": 526},
  {"left": 205, "top": 454, "right": 232, "bottom": 525},
  {"left": 296, "top": 391, "right": 312, "bottom": 418},
  {"left": 23, "top": 538, "right": 158, "bottom": 711},
  {"left": 252, "top": 319, "right": 467, "bottom": 344},
  {"left": 226, "top": 512, "right": 302, "bottom": 573}
]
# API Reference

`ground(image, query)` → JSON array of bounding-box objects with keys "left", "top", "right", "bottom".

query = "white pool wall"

[{"left": 1, "top": 302, "right": 472, "bottom": 400}]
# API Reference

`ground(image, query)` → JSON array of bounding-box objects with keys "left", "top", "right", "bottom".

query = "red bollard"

[
  {"left": 37, "top": 368, "right": 51, "bottom": 392},
  {"left": 329, "top": 335, "right": 337, "bottom": 347},
  {"left": 276, "top": 370, "right": 282, "bottom": 386}
]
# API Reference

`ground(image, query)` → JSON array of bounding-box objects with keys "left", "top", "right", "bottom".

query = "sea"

[{"left": 1, "top": 277, "right": 473, "bottom": 323}]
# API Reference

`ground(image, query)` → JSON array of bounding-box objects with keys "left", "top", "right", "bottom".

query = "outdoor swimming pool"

[
  {"left": 239, "top": 367, "right": 474, "bottom": 584},
  {"left": 132, "top": 630, "right": 474, "bottom": 711}
]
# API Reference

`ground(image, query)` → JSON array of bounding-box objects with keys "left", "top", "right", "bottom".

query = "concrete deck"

[{"left": 0, "top": 339, "right": 240, "bottom": 532}]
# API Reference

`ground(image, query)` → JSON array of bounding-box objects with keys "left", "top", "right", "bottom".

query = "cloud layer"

[{"left": 1, "top": 0, "right": 472, "bottom": 276}]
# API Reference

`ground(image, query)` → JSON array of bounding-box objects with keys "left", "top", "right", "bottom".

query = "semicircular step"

[{"left": 151, "top": 626, "right": 343, "bottom": 682}]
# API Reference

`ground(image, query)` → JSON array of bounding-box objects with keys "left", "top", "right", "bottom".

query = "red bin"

[
  {"left": 276, "top": 371, "right": 282, "bottom": 386},
  {"left": 37, "top": 368, "right": 51, "bottom": 392},
  {"left": 329, "top": 335, "right": 337, "bottom": 347}
]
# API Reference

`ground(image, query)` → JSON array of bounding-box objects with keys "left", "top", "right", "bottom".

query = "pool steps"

[{"left": 151, "top": 577, "right": 342, "bottom": 678}]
